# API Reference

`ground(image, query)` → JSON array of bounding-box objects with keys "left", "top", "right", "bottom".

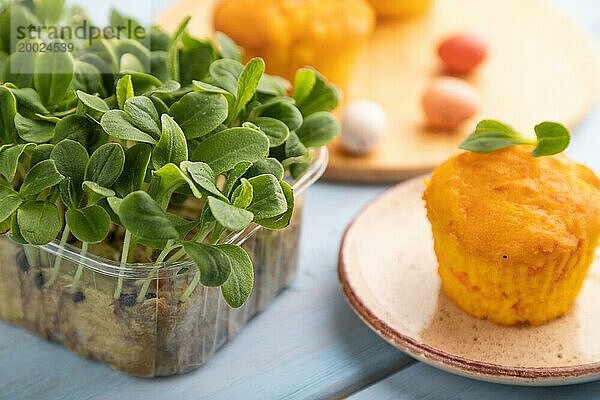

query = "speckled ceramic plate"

[{"left": 338, "top": 176, "right": 600, "bottom": 386}]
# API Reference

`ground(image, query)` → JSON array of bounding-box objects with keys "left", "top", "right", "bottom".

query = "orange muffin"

[
  {"left": 214, "top": 0, "right": 375, "bottom": 90},
  {"left": 366, "top": 0, "right": 432, "bottom": 18},
  {"left": 423, "top": 146, "right": 600, "bottom": 325}
]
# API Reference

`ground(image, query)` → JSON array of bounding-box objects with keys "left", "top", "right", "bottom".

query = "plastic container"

[{"left": 0, "top": 148, "right": 328, "bottom": 377}]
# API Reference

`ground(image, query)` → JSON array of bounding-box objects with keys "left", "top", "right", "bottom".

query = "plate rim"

[{"left": 338, "top": 176, "right": 600, "bottom": 385}]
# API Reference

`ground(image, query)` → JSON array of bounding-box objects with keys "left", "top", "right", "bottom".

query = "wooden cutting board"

[{"left": 158, "top": 0, "right": 599, "bottom": 183}]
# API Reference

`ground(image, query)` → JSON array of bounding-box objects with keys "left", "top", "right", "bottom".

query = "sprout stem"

[
  {"left": 136, "top": 240, "right": 175, "bottom": 303},
  {"left": 71, "top": 242, "right": 88, "bottom": 291},
  {"left": 180, "top": 270, "right": 201, "bottom": 302},
  {"left": 114, "top": 230, "right": 132, "bottom": 299},
  {"left": 45, "top": 225, "right": 71, "bottom": 287}
]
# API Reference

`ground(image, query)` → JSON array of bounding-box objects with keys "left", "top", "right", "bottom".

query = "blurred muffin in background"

[
  {"left": 214, "top": 0, "right": 376, "bottom": 90},
  {"left": 366, "top": 0, "right": 432, "bottom": 18}
]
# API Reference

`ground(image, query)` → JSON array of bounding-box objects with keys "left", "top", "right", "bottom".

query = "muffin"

[
  {"left": 366, "top": 0, "right": 432, "bottom": 18},
  {"left": 423, "top": 146, "right": 600, "bottom": 325},
  {"left": 214, "top": 0, "right": 376, "bottom": 90}
]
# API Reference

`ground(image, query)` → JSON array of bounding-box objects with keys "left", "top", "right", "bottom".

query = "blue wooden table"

[{"left": 1, "top": 1, "right": 599, "bottom": 399}]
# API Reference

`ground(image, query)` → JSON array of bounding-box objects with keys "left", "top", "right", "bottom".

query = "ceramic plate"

[{"left": 338, "top": 177, "right": 600, "bottom": 386}]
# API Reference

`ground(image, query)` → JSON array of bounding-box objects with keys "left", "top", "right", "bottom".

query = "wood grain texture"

[
  {"left": 348, "top": 363, "right": 600, "bottom": 400},
  {"left": 326, "top": 0, "right": 599, "bottom": 182}
]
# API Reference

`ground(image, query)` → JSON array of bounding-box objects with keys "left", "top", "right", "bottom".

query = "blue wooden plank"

[
  {"left": 348, "top": 362, "right": 600, "bottom": 400},
  {"left": 0, "top": 183, "right": 412, "bottom": 400}
]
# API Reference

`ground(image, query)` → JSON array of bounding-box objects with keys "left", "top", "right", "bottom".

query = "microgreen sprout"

[{"left": 0, "top": 3, "right": 340, "bottom": 307}]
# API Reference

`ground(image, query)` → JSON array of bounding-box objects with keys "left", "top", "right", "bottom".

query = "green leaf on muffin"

[{"left": 460, "top": 119, "right": 570, "bottom": 157}]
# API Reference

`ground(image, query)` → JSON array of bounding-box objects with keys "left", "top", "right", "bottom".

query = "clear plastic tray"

[{"left": 0, "top": 148, "right": 327, "bottom": 377}]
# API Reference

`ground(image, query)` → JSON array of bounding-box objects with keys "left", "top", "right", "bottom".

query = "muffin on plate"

[
  {"left": 423, "top": 145, "right": 600, "bottom": 325},
  {"left": 214, "top": 0, "right": 376, "bottom": 90}
]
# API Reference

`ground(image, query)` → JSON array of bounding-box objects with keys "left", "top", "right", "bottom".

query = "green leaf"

[
  {"left": 251, "top": 117, "right": 289, "bottom": 147},
  {"left": 217, "top": 243, "right": 254, "bottom": 308},
  {"left": 116, "top": 75, "right": 134, "bottom": 110},
  {"left": 127, "top": 72, "right": 163, "bottom": 95},
  {"left": 34, "top": 41, "right": 74, "bottom": 105},
  {"left": 244, "top": 158, "right": 284, "bottom": 181},
  {"left": 459, "top": 119, "right": 571, "bottom": 157},
  {"left": 0, "top": 143, "right": 35, "bottom": 181},
  {"left": 209, "top": 59, "right": 243, "bottom": 95},
  {"left": 293, "top": 67, "right": 316, "bottom": 105},
  {"left": 223, "top": 161, "right": 252, "bottom": 197},
  {"left": 53, "top": 114, "right": 107, "bottom": 150},
  {"left": 0, "top": 184, "right": 22, "bottom": 222},
  {"left": 114, "top": 143, "right": 151, "bottom": 197},
  {"left": 180, "top": 34, "right": 217, "bottom": 85},
  {"left": 193, "top": 80, "right": 233, "bottom": 98},
  {"left": 190, "top": 127, "right": 269, "bottom": 174},
  {"left": 473, "top": 119, "right": 521, "bottom": 137},
  {"left": 50, "top": 139, "right": 89, "bottom": 186},
  {"left": 105, "top": 196, "right": 122, "bottom": 225},
  {"left": 9, "top": 212, "right": 28, "bottom": 245},
  {"left": 57, "top": 178, "right": 77, "bottom": 209},
  {"left": 294, "top": 69, "right": 340, "bottom": 116},
  {"left": 150, "top": 51, "right": 169, "bottom": 83},
  {"left": 9, "top": 87, "right": 48, "bottom": 115},
  {"left": 285, "top": 131, "right": 307, "bottom": 158},
  {"left": 19, "top": 159, "right": 64, "bottom": 198},
  {"left": 460, "top": 135, "right": 523, "bottom": 152},
  {"left": 85, "top": 143, "right": 125, "bottom": 188},
  {"left": 146, "top": 80, "right": 181, "bottom": 95},
  {"left": 167, "top": 16, "right": 191, "bottom": 81},
  {"left": 169, "top": 92, "right": 229, "bottom": 139},
  {"left": 0, "top": 86, "right": 17, "bottom": 143},
  {"left": 231, "top": 178, "right": 253, "bottom": 208},
  {"left": 118, "top": 39, "right": 151, "bottom": 68},
  {"left": 100, "top": 110, "right": 157, "bottom": 144},
  {"left": 3, "top": 49, "right": 36, "bottom": 89},
  {"left": 233, "top": 58, "right": 265, "bottom": 118},
  {"left": 296, "top": 111, "right": 340, "bottom": 147},
  {"left": 147, "top": 163, "right": 202, "bottom": 209},
  {"left": 82, "top": 181, "right": 115, "bottom": 203},
  {"left": 34, "top": 0, "right": 65, "bottom": 24},
  {"left": 120, "top": 53, "right": 145, "bottom": 73},
  {"left": 207, "top": 196, "right": 254, "bottom": 231},
  {"left": 183, "top": 241, "right": 232, "bottom": 287},
  {"left": 118, "top": 191, "right": 179, "bottom": 240},
  {"left": 215, "top": 32, "right": 243, "bottom": 62},
  {"left": 254, "top": 180, "right": 294, "bottom": 229},
  {"left": 71, "top": 61, "right": 107, "bottom": 98},
  {"left": 532, "top": 122, "right": 570, "bottom": 157},
  {"left": 289, "top": 160, "right": 311, "bottom": 180},
  {"left": 15, "top": 113, "right": 55, "bottom": 143},
  {"left": 246, "top": 174, "right": 288, "bottom": 220},
  {"left": 29, "top": 143, "right": 53, "bottom": 166},
  {"left": 66, "top": 205, "right": 110, "bottom": 243},
  {"left": 76, "top": 90, "right": 109, "bottom": 121},
  {"left": 152, "top": 114, "right": 188, "bottom": 169},
  {"left": 17, "top": 201, "right": 61, "bottom": 245},
  {"left": 254, "top": 99, "right": 303, "bottom": 131},
  {"left": 124, "top": 95, "right": 161, "bottom": 139},
  {"left": 180, "top": 161, "right": 228, "bottom": 201},
  {"left": 257, "top": 74, "right": 291, "bottom": 96}
]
